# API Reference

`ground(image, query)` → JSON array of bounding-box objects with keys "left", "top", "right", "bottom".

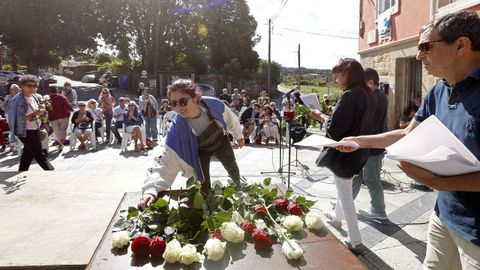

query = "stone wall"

[
  {"left": 196, "top": 74, "right": 278, "bottom": 97},
  {"left": 360, "top": 40, "right": 436, "bottom": 130}
]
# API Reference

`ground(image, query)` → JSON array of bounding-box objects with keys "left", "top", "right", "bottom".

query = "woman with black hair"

[{"left": 310, "top": 58, "right": 376, "bottom": 253}]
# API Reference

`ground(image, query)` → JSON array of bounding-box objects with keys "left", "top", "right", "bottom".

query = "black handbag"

[{"left": 316, "top": 146, "right": 369, "bottom": 178}]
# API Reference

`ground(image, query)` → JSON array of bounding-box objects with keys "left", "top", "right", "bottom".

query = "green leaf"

[
  {"left": 193, "top": 192, "right": 204, "bottom": 209},
  {"left": 263, "top": 177, "right": 271, "bottom": 186},
  {"left": 127, "top": 207, "right": 139, "bottom": 219},
  {"left": 232, "top": 210, "right": 243, "bottom": 225},
  {"left": 151, "top": 198, "right": 169, "bottom": 209},
  {"left": 223, "top": 186, "right": 236, "bottom": 198},
  {"left": 285, "top": 190, "right": 293, "bottom": 198},
  {"left": 295, "top": 196, "right": 307, "bottom": 204},
  {"left": 112, "top": 218, "right": 126, "bottom": 232},
  {"left": 186, "top": 177, "right": 196, "bottom": 189},
  {"left": 270, "top": 188, "right": 278, "bottom": 197}
]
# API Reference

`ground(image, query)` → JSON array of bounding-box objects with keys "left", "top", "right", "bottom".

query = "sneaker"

[
  {"left": 63, "top": 139, "right": 70, "bottom": 146},
  {"left": 358, "top": 208, "right": 388, "bottom": 221},
  {"left": 0, "top": 144, "right": 6, "bottom": 153}
]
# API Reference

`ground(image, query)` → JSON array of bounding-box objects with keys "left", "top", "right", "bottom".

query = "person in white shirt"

[{"left": 111, "top": 97, "right": 127, "bottom": 144}]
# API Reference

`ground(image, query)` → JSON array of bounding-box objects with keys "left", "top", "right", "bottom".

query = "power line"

[
  {"left": 271, "top": 0, "right": 288, "bottom": 22},
  {"left": 277, "top": 26, "right": 358, "bottom": 40}
]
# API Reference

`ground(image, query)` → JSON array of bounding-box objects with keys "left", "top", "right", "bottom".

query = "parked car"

[
  {"left": 0, "top": 71, "right": 21, "bottom": 82},
  {"left": 98, "top": 71, "right": 118, "bottom": 87},
  {"left": 40, "top": 72, "right": 57, "bottom": 84},
  {"left": 81, "top": 74, "right": 96, "bottom": 83},
  {"left": 197, "top": 84, "right": 215, "bottom": 97}
]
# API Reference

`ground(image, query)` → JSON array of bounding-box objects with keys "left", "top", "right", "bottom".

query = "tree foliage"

[
  {"left": 0, "top": 0, "right": 263, "bottom": 76},
  {"left": 0, "top": 0, "right": 100, "bottom": 74}
]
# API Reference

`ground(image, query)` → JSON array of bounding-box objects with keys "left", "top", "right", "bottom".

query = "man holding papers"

[{"left": 338, "top": 11, "right": 480, "bottom": 270}]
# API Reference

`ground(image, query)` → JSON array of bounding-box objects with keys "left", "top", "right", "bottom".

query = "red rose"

[
  {"left": 253, "top": 204, "right": 268, "bottom": 216},
  {"left": 252, "top": 229, "right": 272, "bottom": 250},
  {"left": 287, "top": 202, "right": 303, "bottom": 216},
  {"left": 150, "top": 236, "right": 166, "bottom": 256},
  {"left": 131, "top": 236, "right": 151, "bottom": 256},
  {"left": 274, "top": 198, "right": 289, "bottom": 211},
  {"left": 210, "top": 231, "right": 224, "bottom": 241},
  {"left": 241, "top": 221, "right": 256, "bottom": 238}
]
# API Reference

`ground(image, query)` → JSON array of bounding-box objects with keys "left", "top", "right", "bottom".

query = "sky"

[{"left": 246, "top": 0, "right": 360, "bottom": 69}]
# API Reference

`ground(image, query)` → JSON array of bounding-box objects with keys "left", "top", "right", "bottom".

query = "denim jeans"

[
  {"left": 352, "top": 152, "right": 386, "bottom": 215},
  {"left": 110, "top": 121, "right": 123, "bottom": 142},
  {"left": 104, "top": 114, "right": 112, "bottom": 142},
  {"left": 144, "top": 116, "right": 158, "bottom": 141}
]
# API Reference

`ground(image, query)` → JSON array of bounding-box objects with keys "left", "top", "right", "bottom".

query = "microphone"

[{"left": 282, "top": 86, "right": 298, "bottom": 97}]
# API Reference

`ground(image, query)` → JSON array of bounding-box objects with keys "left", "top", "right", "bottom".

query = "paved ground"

[{"left": 0, "top": 127, "right": 433, "bottom": 269}]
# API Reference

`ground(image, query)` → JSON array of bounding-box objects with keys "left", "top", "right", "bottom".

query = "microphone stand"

[{"left": 260, "top": 93, "right": 296, "bottom": 184}]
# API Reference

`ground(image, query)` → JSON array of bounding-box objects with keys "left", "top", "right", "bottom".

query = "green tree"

[
  {"left": 257, "top": 60, "right": 281, "bottom": 84},
  {"left": 199, "top": 0, "right": 260, "bottom": 73},
  {"left": 0, "top": 0, "right": 100, "bottom": 74}
]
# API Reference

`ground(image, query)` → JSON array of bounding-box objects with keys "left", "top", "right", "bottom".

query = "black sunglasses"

[
  {"left": 170, "top": 96, "right": 191, "bottom": 107},
  {"left": 417, "top": 39, "right": 444, "bottom": 53}
]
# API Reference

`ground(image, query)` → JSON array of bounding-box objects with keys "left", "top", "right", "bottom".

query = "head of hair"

[
  {"left": 87, "top": 99, "right": 97, "bottom": 106},
  {"left": 19, "top": 75, "right": 39, "bottom": 87},
  {"left": 364, "top": 68, "right": 380, "bottom": 86},
  {"left": 332, "top": 58, "right": 369, "bottom": 91},
  {"left": 10, "top": 84, "right": 19, "bottom": 90},
  {"left": 263, "top": 104, "right": 273, "bottom": 113},
  {"left": 49, "top": 86, "right": 59, "bottom": 93},
  {"left": 161, "top": 98, "right": 169, "bottom": 104},
  {"left": 168, "top": 79, "right": 199, "bottom": 97},
  {"left": 430, "top": 11, "right": 480, "bottom": 51},
  {"left": 64, "top": 81, "right": 72, "bottom": 87},
  {"left": 127, "top": 101, "right": 137, "bottom": 110}
]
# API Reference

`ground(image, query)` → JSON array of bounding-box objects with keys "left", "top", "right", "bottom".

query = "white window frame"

[
  {"left": 431, "top": 0, "right": 480, "bottom": 18},
  {"left": 375, "top": 0, "right": 399, "bottom": 22}
]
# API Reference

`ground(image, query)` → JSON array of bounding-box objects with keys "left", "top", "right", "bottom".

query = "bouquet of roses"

[{"left": 112, "top": 177, "right": 325, "bottom": 265}]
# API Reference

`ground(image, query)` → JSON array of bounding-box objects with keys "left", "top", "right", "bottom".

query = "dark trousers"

[
  {"left": 104, "top": 114, "right": 112, "bottom": 142},
  {"left": 111, "top": 121, "right": 123, "bottom": 141},
  {"left": 199, "top": 138, "right": 240, "bottom": 193},
  {"left": 18, "top": 130, "right": 54, "bottom": 171}
]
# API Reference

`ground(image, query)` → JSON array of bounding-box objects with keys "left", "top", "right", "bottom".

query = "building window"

[
  {"left": 378, "top": 0, "right": 396, "bottom": 14},
  {"left": 438, "top": 0, "right": 458, "bottom": 8}
]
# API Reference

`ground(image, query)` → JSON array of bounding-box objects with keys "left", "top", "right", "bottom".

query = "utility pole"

[
  {"left": 297, "top": 44, "right": 301, "bottom": 91},
  {"left": 153, "top": 0, "right": 160, "bottom": 96},
  {"left": 267, "top": 19, "right": 271, "bottom": 96}
]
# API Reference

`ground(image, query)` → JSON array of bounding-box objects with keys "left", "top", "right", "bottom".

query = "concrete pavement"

[{"left": 0, "top": 126, "right": 434, "bottom": 269}]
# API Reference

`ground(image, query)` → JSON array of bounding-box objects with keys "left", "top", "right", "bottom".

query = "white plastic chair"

[
  {"left": 121, "top": 123, "right": 146, "bottom": 152},
  {"left": 69, "top": 113, "right": 96, "bottom": 151}
]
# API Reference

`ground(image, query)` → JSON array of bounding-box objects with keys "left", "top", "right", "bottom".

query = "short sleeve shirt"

[{"left": 414, "top": 68, "right": 480, "bottom": 245}]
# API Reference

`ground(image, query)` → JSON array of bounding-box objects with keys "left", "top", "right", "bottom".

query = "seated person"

[
  {"left": 0, "top": 96, "right": 10, "bottom": 152},
  {"left": 71, "top": 101, "right": 93, "bottom": 150},
  {"left": 260, "top": 104, "right": 280, "bottom": 144},
  {"left": 239, "top": 103, "right": 261, "bottom": 143},
  {"left": 111, "top": 97, "right": 127, "bottom": 144},
  {"left": 123, "top": 101, "right": 145, "bottom": 151},
  {"left": 399, "top": 106, "right": 417, "bottom": 129},
  {"left": 87, "top": 99, "right": 103, "bottom": 142}
]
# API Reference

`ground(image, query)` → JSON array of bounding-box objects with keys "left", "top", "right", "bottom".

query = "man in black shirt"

[{"left": 351, "top": 68, "right": 389, "bottom": 220}]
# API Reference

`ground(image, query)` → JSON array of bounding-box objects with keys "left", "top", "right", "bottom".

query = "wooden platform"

[{"left": 87, "top": 192, "right": 367, "bottom": 270}]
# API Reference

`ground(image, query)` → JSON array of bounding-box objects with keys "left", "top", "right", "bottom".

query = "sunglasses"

[
  {"left": 170, "top": 96, "right": 191, "bottom": 107},
  {"left": 417, "top": 39, "right": 444, "bottom": 53},
  {"left": 25, "top": 84, "right": 37, "bottom": 88}
]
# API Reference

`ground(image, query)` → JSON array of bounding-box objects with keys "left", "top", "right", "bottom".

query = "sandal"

[
  {"left": 324, "top": 211, "right": 342, "bottom": 228},
  {"left": 341, "top": 238, "right": 366, "bottom": 255}
]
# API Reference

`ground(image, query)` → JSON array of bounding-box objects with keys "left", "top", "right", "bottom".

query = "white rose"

[
  {"left": 179, "top": 244, "right": 202, "bottom": 265},
  {"left": 203, "top": 238, "right": 227, "bottom": 261},
  {"left": 282, "top": 215, "right": 304, "bottom": 232},
  {"left": 163, "top": 239, "right": 182, "bottom": 263},
  {"left": 282, "top": 239, "right": 304, "bottom": 260},
  {"left": 305, "top": 210, "right": 324, "bottom": 230},
  {"left": 220, "top": 222, "right": 245, "bottom": 243},
  {"left": 111, "top": 231, "right": 130, "bottom": 249}
]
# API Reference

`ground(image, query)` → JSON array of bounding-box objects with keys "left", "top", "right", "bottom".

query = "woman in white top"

[{"left": 87, "top": 99, "right": 103, "bottom": 142}]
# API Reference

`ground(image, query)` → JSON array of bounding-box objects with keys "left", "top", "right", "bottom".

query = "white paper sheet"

[
  {"left": 386, "top": 115, "right": 480, "bottom": 176},
  {"left": 294, "top": 134, "right": 359, "bottom": 149},
  {"left": 300, "top": 93, "right": 322, "bottom": 111}
]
